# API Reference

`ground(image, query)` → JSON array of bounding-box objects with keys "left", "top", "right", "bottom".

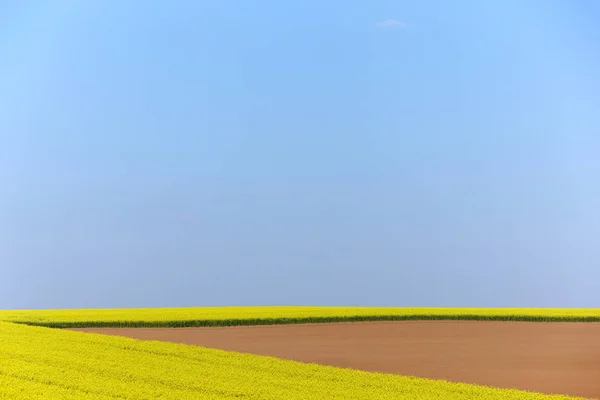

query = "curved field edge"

[
  {"left": 2, "top": 306, "right": 600, "bottom": 328},
  {"left": 0, "top": 322, "right": 584, "bottom": 400}
]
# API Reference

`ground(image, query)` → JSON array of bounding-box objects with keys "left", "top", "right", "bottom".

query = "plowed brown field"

[{"left": 71, "top": 321, "right": 600, "bottom": 399}]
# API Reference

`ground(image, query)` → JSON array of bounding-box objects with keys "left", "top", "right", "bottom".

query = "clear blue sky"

[{"left": 1, "top": 1, "right": 599, "bottom": 310}]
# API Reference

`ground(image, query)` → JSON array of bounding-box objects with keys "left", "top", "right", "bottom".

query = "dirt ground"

[{"left": 71, "top": 321, "right": 600, "bottom": 399}]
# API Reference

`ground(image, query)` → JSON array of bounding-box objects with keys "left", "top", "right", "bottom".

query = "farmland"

[{"left": 1, "top": 307, "right": 599, "bottom": 399}]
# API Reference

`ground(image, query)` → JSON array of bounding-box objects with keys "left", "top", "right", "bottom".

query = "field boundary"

[{"left": 9, "top": 313, "right": 600, "bottom": 329}]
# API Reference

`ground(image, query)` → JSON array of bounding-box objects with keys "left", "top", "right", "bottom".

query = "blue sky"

[{"left": 1, "top": 1, "right": 599, "bottom": 309}]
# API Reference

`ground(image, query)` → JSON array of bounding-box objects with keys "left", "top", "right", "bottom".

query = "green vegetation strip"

[{"left": 2, "top": 306, "right": 600, "bottom": 328}]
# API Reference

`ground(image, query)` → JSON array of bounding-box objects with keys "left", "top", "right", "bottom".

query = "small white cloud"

[{"left": 375, "top": 19, "right": 407, "bottom": 29}]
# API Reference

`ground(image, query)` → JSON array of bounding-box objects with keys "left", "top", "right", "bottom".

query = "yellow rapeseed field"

[
  {"left": 2, "top": 306, "right": 600, "bottom": 328},
  {"left": 0, "top": 320, "right": 584, "bottom": 400}
]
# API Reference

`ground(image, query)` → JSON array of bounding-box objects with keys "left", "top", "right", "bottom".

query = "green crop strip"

[{"left": 2, "top": 306, "right": 600, "bottom": 328}]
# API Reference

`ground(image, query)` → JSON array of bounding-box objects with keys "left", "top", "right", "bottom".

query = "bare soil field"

[{"left": 71, "top": 321, "right": 600, "bottom": 399}]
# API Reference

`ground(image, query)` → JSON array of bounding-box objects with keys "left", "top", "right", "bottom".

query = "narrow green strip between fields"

[
  {"left": 8, "top": 313, "right": 600, "bottom": 329},
  {"left": 3, "top": 307, "right": 600, "bottom": 328}
]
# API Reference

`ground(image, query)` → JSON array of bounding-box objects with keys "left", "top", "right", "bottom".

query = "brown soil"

[{"left": 71, "top": 321, "right": 600, "bottom": 399}]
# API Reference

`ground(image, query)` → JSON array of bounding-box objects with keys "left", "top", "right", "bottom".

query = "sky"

[{"left": 1, "top": 1, "right": 599, "bottom": 310}]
